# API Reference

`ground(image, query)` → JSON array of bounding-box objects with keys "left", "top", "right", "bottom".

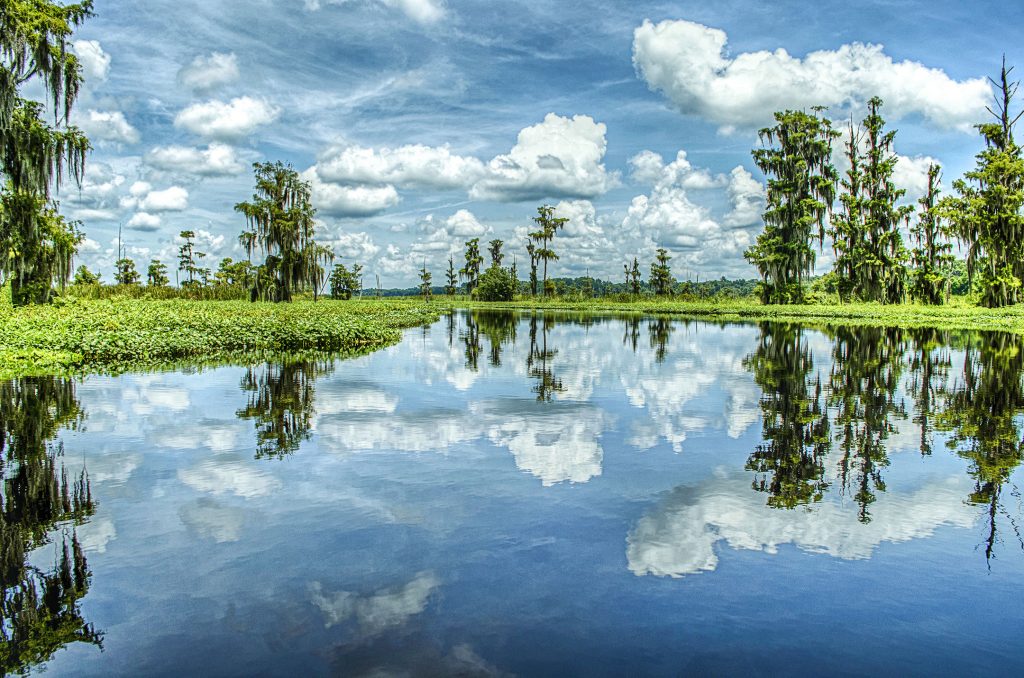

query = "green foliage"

[
  {"left": 71, "top": 265, "right": 99, "bottom": 286},
  {"left": 477, "top": 265, "right": 517, "bottom": 302},
  {"left": 234, "top": 161, "right": 329, "bottom": 302},
  {"left": 329, "top": 262, "right": 362, "bottom": 300},
  {"left": 746, "top": 108, "right": 839, "bottom": 304},
  {"left": 445, "top": 255, "right": 458, "bottom": 295},
  {"left": 213, "top": 257, "right": 254, "bottom": 289},
  {"left": 488, "top": 239, "right": 504, "bottom": 267},
  {"left": 146, "top": 260, "right": 169, "bottom": 287},
  {"left": 530, "top": 205, "right": 568, "bottom": 296},
  {"left": 649, "top": 248, "right": 674, "bottom": 296},
  {"left": 419, "top": 262, "right": 432, "bottom": 301},
  {"left": 910, "top": 165, "right": 955, "bottom": 304},
  {"left": 0, "top": 298, "right": 440, "bottom": 376},
  {"left": 460, "top": 238, "right": 483, "bottom": 294},
  {"left": 942, "top": 61, "right": 1024, "bottom": 308},
  {"left": 830, "top": 98, "right": 912, "bottom": 303},
  {"left": 0, "top": 1, "right": 92, "bottom": 306},
  {"left": 113, "top": 257, "right": 139, "bottom": 285}
]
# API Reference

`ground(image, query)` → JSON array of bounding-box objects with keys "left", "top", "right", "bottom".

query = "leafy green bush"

[{"left": 477, "top": 266, "right": 517, "bottom": 302}]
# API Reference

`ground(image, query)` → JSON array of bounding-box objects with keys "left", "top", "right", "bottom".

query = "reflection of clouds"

[
  {"left": 86, "top": 451, "right": 141, "bottom": 485},
  {"left": 315, "top": 384, "right": 398, "bottom": 415},
  {"left": 179, "top": 498, "right": 246, "bottom": 543},
  {"left": 78, "top": 516, "right": 116, "bottom": 553},
  {"left": 155, "top": 421, "right": 245, "bottom": 453},
  {"left": 317, "top": 408, "right": 477, "bottom": 453},
  {"left": 310, "top": 571, "right": 440, "bottom": 634},
  {"left": 178, "top": 458, "right": 281, "bottom": 498},
  {"left": 627, "top": 471, "right": 976, "bottom": 578},
  {"left": 479, "top": 403, "right": 608, "bottom": 486}
]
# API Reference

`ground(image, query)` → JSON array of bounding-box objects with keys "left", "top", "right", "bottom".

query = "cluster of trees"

[{"left": 746, "top": 63, "right": 1024, "bottom": 308}]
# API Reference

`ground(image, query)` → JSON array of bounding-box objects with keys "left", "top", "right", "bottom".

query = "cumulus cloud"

[
  {"left": 315, "top": 143, "right": 485, "bottom": 190},
  {"left": 722, "top": 166, "right": 765, "bottom": 228},
  {"left": 145, "top": 143, "right": 247, "bottom": 177},
  {"left": 139, "top": 186, "right": 189, "bottom": 212},
  {"left": 72, "top": 40, "right": 110, "bottom": 82},
  {"left": 127, "top": 211, "right": 161, "bottom": 231},
  {"left": 177, "top": 52, "right": 240, "bottom": 92},
  {"left": 174, "top": 96, "right": 280, "bottom": 141},
  {"left": 632, "top": 18, "right": 991, "bottom": 131},
  {"left": 622, "top": 151, "right": 723, "bottom": 249},
  {"left": 471, "top": 113, "right": 618, "bottom": 201},
  {"left": 305, "top": 167, "right": 400, "bottom": 217},
  {"left": 79, "top": 110, "right": 140, "bottom": 144}
]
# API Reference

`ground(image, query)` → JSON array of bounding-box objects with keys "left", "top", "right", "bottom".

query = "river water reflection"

[{"left": 3, "top": 311, "right": 1023, "bottom": 675}]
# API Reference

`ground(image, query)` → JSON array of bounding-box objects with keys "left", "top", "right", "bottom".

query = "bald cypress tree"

[
  {"left": 942, "top": 60, "right": 1024, "bottom": 308},
  {"left": 0, "top": 2, "right": 93, "bottom": 305},
  {"left": 831, "top": 98, "right": 912, "bottom": 303},
  {"left": 910, "top": 164, "right": 955, "bottom": 304},
  {"left": 746, "top": 108, "right": 839, "bottom": 304}
]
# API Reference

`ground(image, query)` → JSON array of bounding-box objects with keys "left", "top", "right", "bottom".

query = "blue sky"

[{"left": 62, "top": 0, "right": 1024, "bottom": 285}]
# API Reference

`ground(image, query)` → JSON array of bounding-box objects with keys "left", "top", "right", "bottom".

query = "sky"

[{"left": 58, "top": 0, "right": 1024, "bottom": 286}]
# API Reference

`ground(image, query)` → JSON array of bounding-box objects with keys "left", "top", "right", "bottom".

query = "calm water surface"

[{"left": 4, "top": 311, "right": 1024, "bottom": 676}]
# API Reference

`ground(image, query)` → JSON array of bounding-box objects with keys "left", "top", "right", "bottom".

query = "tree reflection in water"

[
  {"left": 744, "top": 323, "right": 831, "bottom": 509},
  {"left": 938, "top": 331, "right": 1024, "bottom": 563},
  {"left": 237, "top": 358, "right": 336, "bottom": 459},
  {"left": 746, "top": 322, "right": 1024, "bottom": 563},
  {"left": 828, "top": 326, "right": 906, "bottom": 523},
  {"left": 0, "top": 377, "right": 102, "bottom": 674}
]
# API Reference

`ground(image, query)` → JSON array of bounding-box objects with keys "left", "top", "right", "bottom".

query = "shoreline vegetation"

[
  {"left": 5, "top": 290, "right": 1024, "bottom": 379},
  {"left": 0, "top": 296, "right": 440, "bottom": 379}
]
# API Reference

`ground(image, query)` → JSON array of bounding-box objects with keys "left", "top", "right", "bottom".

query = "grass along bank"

[
  {"left": 445, "top": 296, "right": 1024, "bottom": 333},
  {"left": 0, "top": 297, "right": 440, "bottom": 378}
]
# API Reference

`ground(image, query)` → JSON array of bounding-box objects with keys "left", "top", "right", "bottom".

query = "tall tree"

[
  {"left": 488, "top": 239, "right": 504, "bottom": 267},
  {"left": 445, "top": 255, "right": 458, "bottom": 296},
  {"left": 526, "top": 242, "right": 539, "bottom": 296},
  {"left": 745, "top": 108, "right": 839, "bottom": 304},
  {"left": 72, "top": 264, "right": 99, "bottom": 285},
  {"left": 830, "top": 98, "right": 912, "bottom": 303},
  {"left": 942, "top": 60, "right": 1024, "bottom": 308},
  {"left": 147, "top": 259, "right": 170, "bottom": 287},
  {"left": 114, "top": 257, "right": 139, "bottom": 285},
  {"left": 630, "top": 257, "right": 642, "bottom": 294},
  {"left": 0, "top": 2, "right": 92, "bottom": 306},
  {"left": 235, "top": 161, "right": 326, "bottom": 302},
  {"left": 649, "top": 248, "right": 674, "bottom": 296},
  {"left": 910, "top": 164, "right": 955, "bottom": 304},
  {"left": 177, "top": 230, "right": 205, "bottom": 287},
  {"left": 460, "top": 238, "right": 483, "bottom": 295},
  {"left": 419, "top": 260, "right": 432, "bottom": 301},
  {"left": 531, "top": 205, "right": 568, "bottom": 296}
]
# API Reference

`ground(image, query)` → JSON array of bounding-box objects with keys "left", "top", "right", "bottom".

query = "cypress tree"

[
  {"left": 910, "top": 164, "right": 955, "bottom": 304},
  {"left": 745, "top": 108, "right": 839, "bottom": 304}
]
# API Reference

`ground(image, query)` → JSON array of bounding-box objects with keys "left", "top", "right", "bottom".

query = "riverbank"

[
  {"left": 449, "top": 297, "right": 1024, "bottom": 333},
  {"left": 0, "top": 297, "right": 440, "bottom": 378}
]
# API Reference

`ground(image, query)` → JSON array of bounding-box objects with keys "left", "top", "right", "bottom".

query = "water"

[{"left": 3, "top": 311, "right": 1023, "bottom": 676}]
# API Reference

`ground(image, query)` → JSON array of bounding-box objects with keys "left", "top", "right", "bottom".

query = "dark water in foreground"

[{"left": 2, "top": 311, "right": 1024, "bottom": 676}]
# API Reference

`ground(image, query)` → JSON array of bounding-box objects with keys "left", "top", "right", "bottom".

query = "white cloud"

[
  {"left": 632, "top": 18, "right": 991, "bottom": 131},
  {"left": 139, "top": 186, "right": 189, "bottom": 212},
  {"left": 442, "top": 209, "right": 488, "bottom": 237},
  {"left": 178, "top": 459, "right": 281, "bottom": 498},
  {"left": 315, "top": 143, "right": 485, "bottom": 190},
  {"left": 306, "top": 0, "right": 446, "bottom": 24},
  {"left": 722, "top": 166, "right": 765, "bottom": 228},
  {"left": 305, "top": 168, "right": 400, "bottom": 217},
  {"left": 470, "top": 113, "right": 619, "bottom": 202},
  {"left": 72, "top": 40, "right": 110, "bottom": 82},
  {"left": 174, "top": 96, "right": 280, "bottom": 141},
  {"left": 79, "top": 110, "right": 140, "bottom": 144},
  {"left": 177, "top": 52, "right": 240, "bottom": 92},
  {"left": 127, "top": 212, "right": 161, "bottom": 231},
  {"left": 320, "top": 229, "right": 381, "bottom": 261},
  {"left": 145, "top": 143, "right": 247, "bottom": 177},
  {"left": 628, "top": 150, "right": 666, "bottom": 184}
]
